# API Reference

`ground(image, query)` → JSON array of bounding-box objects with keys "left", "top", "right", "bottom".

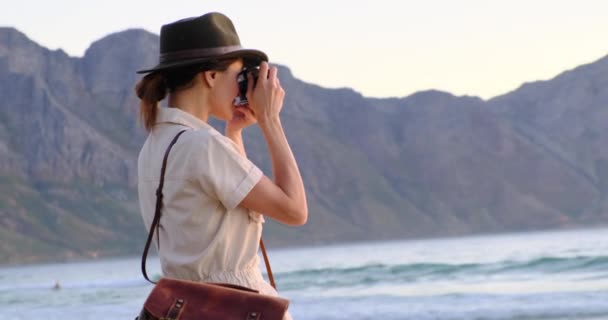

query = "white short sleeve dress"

[{"left": 137, "top": 106, "right": 292, "bottom": 319}]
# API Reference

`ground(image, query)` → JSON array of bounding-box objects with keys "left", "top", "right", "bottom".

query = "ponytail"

[{"left": 135, "top": 73, "right": 167, "bottom": 132}]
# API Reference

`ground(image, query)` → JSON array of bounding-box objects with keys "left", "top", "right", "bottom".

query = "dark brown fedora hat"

[{"left": 137, "top": 12, "right": 268, "bottom": 74}]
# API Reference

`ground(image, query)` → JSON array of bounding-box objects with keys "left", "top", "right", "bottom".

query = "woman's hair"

[{"left": 135, "top": 58, "right": 238, "bottom": 131}]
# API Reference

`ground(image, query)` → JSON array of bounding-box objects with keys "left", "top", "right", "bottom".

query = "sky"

[{"left": 2, "top": 0, "right": 608, "bottom": 99}]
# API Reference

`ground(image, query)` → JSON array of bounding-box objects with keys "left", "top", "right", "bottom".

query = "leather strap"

[
  {"left": 259, "top": 238, "right": 276, "bottom": 289},
  {"left": 141, "top": 129, "right": 278, "bottom": 291},
  {"left": 142, "top": 129, "right": 187, "bottom": 284},
  {"left": 164, "top": 298, "right": 186, "bottom": 320}
]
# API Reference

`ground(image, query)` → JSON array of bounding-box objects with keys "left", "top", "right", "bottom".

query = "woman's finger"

[
  {"left": 240, "top": 106, "right": 258, "bottom": 121},
  {"left": 268, "top": 66, "right": 278, "bottom": 84},
  {"left": 258, "top": 61, "right": 269, "bottom": 83},
  {"left": 239, "top": 106, "right": 255, "bottom": 118}
]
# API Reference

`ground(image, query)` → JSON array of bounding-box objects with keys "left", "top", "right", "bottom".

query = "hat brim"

[{"left": 136, "top": 48, "right": 268, "bottom": 74}]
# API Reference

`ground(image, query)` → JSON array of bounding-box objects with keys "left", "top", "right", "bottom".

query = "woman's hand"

[
  {"left": 247, "top": 62, "right": 285, "bottom": 125},
  {"left": 225, "top": 106, "right": 257, "bottom": 157},
  {"left": 225, "top": 105, "right": 257, "bottom": 135}
]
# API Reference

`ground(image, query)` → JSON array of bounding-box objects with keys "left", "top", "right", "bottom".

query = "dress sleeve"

[{"left": 197, "top": 134, "right": 264, "bottom": 211}]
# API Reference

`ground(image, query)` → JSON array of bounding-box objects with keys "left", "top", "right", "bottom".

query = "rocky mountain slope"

[{"left": 0, "top": 27, "right": 606, "bottom": 264}]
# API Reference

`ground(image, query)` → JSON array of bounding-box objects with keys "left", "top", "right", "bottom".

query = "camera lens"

[{"left": 234, "top": 66, "right": 260, "bottom": 106}]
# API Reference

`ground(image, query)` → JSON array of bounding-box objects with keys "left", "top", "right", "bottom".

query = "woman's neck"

[{"left": 168, "top": 87, "right": 210, "bottom": 123}]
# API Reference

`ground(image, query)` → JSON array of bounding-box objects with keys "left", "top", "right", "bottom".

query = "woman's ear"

[{"left": 202, "top": 70, "right": 217, "bottom": 88}]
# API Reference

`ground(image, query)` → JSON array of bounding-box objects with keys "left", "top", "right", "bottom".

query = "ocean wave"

[
  {"left": 3, "top": 255, "right": 607, "bottom": 293},
  {"left": 495, "top": 255, "right": 608, "bottom": 273},
  {"left": 274, "top": 254, "right": 608, "bottom": 290}
]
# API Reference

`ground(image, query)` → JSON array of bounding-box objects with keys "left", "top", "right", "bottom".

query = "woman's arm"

[{"left": 238, "top": 63, "right": 308, "bottom": 226}]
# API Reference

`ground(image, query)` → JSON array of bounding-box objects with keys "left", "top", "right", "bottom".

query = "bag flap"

[{"left": 143, "top": 278, "right": 289, "bottom": 320}]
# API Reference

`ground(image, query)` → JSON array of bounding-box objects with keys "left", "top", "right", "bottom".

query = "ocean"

[{"left": 1, "top": 228, "right": 608, "bottom": 319}]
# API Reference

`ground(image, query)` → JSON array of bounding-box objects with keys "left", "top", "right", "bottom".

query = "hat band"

[{"left": 159, "top": 45, "right": 243, "bottom": 63}]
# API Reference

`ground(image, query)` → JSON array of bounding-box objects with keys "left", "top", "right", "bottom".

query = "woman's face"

[{"left": 208, "top": 59, "right": 244, "bottom": 121}]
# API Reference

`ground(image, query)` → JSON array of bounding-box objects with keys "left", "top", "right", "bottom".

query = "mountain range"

[{"left": 0, "top": 27, "right": 607, "bottom": 264}]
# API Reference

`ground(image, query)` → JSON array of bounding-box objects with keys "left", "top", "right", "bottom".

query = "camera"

[{"left": 234, "top": 66, "right": 260, "bottom": 106}]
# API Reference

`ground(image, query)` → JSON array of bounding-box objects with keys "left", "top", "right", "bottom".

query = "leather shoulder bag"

[{"left": 136, "top": 129, "right": 289, "bottom": 320}]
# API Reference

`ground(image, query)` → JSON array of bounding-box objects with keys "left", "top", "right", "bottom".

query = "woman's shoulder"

[
  {"left": 179, "top": 126, "right": 217, "bottom": 145},
  {"left": 179, "top": 127, "right": 241, "bottom": 158}
]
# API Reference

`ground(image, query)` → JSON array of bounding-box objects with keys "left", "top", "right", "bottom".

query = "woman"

[{"left": 135, "top": 12, "right": 307, "bottom": 319}]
